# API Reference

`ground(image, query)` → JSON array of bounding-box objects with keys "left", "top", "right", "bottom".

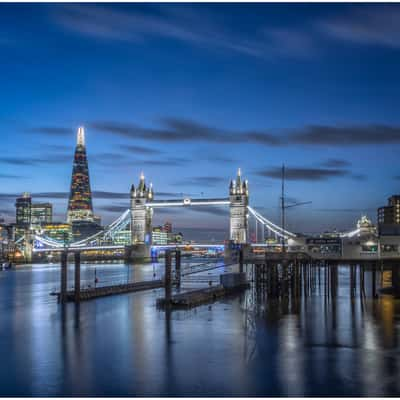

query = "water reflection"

[
  {"left": 0, "top": 262, "right": 400, "bottom": 395},
  {"left": 241, "top": 264, "right": 400, "bottom": 396}
]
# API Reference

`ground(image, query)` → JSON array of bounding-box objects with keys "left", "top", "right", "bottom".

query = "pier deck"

[
  {"left": 54, "top": 279, "right": 164, "bottom": 302},
  {"left": 157, "top": 279, "right": 249, "bottom": 309}
]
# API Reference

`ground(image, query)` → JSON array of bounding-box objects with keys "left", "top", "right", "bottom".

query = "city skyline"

[{"left": 1, "top": 3, "right": 400, "bottom": 234}]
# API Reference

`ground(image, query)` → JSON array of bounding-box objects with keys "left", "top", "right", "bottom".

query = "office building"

[
  {"left": 152, "top": 226, "right": 168, "bottom": 245},
  {"left": 164, "top": 221, "right": 172, "bottom": 233},
  {"left": 31, "top": 203, "right": 52, "bottom": 227},
  {"left": 378, "top": 195, "right": 400, "bottom": 235},
  {"left": 41, "top": 223, "right": 72, "bottom": 243},
  {"left": 15, "top": 193, "right": 31, "bottom": 228}
]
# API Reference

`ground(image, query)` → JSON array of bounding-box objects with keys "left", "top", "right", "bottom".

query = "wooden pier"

[
  {"left": 157, "top": 281, "right": 249, "bottom": 309},
  {"left": 54, "top": 279, "right": 164, "bottom": 302},
  {"left": 158, "top": 254, "right": 249, "bottom": 309},
  {"left": 157, "top": 285, "right": 226, "bottom": 308}
]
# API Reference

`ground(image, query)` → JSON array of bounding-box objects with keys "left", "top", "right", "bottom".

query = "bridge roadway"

[
  {"left": 32, "top": 243, "right": 227, "bottom": 253},
  {"left": 148, "top": 198, "right": 230, "bottom": 207},
  {"left": 32, "top": 242, "right": 283, "bottom": 253}
]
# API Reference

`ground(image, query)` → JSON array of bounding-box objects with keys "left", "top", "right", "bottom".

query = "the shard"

[{"left": 67, "top": 127, "right": 94, "bottom": 223}]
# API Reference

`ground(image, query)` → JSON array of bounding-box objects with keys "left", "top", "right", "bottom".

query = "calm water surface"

[{"left": 0, "top": 261, "right": 400, "bottom": 396}]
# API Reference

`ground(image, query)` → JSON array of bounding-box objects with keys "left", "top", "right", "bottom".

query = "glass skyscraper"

[
  {"left": 15, "top": 192, "right": 32, "bottom": 228},
  {"left": 67, "top": 127, "right": 94, "bottom": 223}
]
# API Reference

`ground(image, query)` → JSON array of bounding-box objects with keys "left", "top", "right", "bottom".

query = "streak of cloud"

[{"left": 257, "top": 166, "right": 350, "bottom": 181}]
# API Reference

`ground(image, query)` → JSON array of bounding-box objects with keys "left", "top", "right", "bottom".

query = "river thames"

[{"left": 1, "top": 261, "right": 400, "bottom": 396}]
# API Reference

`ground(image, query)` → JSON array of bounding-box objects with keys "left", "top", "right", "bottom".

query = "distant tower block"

[
  {"left": 229, "top": 168, "right": 249, "bottom": 243},
  {"left": 130, "top": 173, "right": 154, "bottom": 245},
  {"left": 67, "top": 126, "right": 94, "bottom": 223}
]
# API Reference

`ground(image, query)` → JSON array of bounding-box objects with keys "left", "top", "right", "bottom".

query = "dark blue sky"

[{"left": 1, "top": 3, "right": 400, "bottom": 235}]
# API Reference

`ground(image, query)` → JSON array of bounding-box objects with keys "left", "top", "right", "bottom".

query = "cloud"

[
  {"left": 0, "top": 173, "right": 25, "bottom": 179},
  {"left": 90, "top": 151, "right": 189, "bottom": 168},
  {"left": 121, "top": 144, "right": 164, "bottom": 155},
  {"left": 0, "top": 157, "right": 39, "bottom": 166},
  {"left": 28, "top": 119, "right": 400, "bottom": 152},
  {"left": 320, "top": 158, "right": 351, "bottom": 168},
  {"left": 89, "top": 117, "right": 281, "bottom": 146},
  {"left": 319, "top": 6, "right": 400, "bottom": 49},
  {"left": 55, "top": 5, "right": 212, "bottom": 44},
  {"left": 174, "top": 176, "right": 228, "bottom": 188},
  {"left": 92, "top": 191, "right": 129, "bottom": 199},
  {"left": 28, "top": 126, "right": 72, "bottom": 135},
  {"left": 257, "top": 166, "right": 350, "bottom": 181},
  {"left": 89, "top": 119, "right": 228, "bottom": 142},
  {"left": 314, "top": 207, "right": 376, "bottom": 213},
  {"left": 0, "top": 190, "right": 194, "bottom": 212},
  {"left": 189, "top": 205, "right": 229, "bottom": 216},
  {"left": 262, "top": 28, "right": 315, "bottom": 58},
  {"left": 98, "top": 204, "right": 128, "bottom": 213},
  {"left": 0, "top": 208, "right": 14, "bottom": 217},
  {"left": 244, "top": 131, "right": 282, "bottom": 146},
  {"left": 53, "top": 4, "right": 310, "bottom": 60},
  {"left": 140, "top": 157, "right": 189, "bottom": 166},
  {"left": 351, "top": 174, "right": 367, "bottom": 181},
  {"left": 43, "top": 144, "right": 72, "bottom": 152},
  {"left": 156, "top": 191, "right": 194, "bottom": 197},
  {"left": 290, "top": 124, "right": 400, "bottom": 146},
  {"left": 34, "top": 192, "right": 69, "bottom": 199},
  {"left": 0, "top": 193, "right": 17, "bottom": 200},
  {"left": 0, "top": 154, "right": 71, "bottom": 167},
  {"left": 91, "top": 118, "right": 400, "bottom": 148},
  {"left": 151, "top": 208, "right": 181, "bottom": 216},
  {"left": 206, "top": 155, "right": 237, "bottom": 164}
]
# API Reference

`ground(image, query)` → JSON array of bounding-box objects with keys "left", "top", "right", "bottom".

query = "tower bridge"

[
  {"left": 26, "top": 167, "right": 369, "bottom": 263},
  {"left": 11, "top": 127, "right": 377, "bottom": 263},
  {"left": 28, "top": 168, "right": 297, "bottom": 260}
]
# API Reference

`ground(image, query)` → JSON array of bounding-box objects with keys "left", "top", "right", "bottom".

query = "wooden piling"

[
  {"left": 175, "top": 250, "right": 181, "bottom": 288},
  {"left": 392, "top": 264, "right": 400, "bottom": 297},
  {"left": 74, "top": 251, "right": 81, "bottom": 303},
  {"left": 372, "top": 262, "right": 377, "bottom": 298},
  {"left": 350, "top": 264, "right": 354, "bottom": 298},
  {"left": 165, "top": 250, "right": 172, "bottom": 305},
  {"left": 239, "top": 249, "right": 244, "bottom": 274},
  {"left": 60, "top": 251, "right": 67, "bottom": 303}
]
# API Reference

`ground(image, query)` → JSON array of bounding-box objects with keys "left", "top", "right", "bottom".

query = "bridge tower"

[
  {"left": 229, "top": 168, "right": 249, "bottom": 244},
  {"left": 23, "top": 229, "right": 33, "bottom": 263},
  {"left": 128, "top": 173, "right": 154, "bottom": 260}
]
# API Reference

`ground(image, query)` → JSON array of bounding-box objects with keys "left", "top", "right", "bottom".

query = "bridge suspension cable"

[
  {"left": 247, "top": 206, "right": 296, "bottom": 239},
  {"left": 340, "top": 228, "right": 361, "bottom": 238},
  {"left": 32, "top": 203, "right": 302, "bottom": 252}
]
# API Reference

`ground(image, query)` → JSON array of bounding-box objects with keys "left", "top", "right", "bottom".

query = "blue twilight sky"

[{"left": 1, "top": 2, "right": 400, "bottom": 237}]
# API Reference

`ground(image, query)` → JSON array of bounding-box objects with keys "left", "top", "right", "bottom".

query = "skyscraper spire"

[
  {"left": 67, "top": 127, "right": 94, "bottom": 223},
  {"left": 77, "top": 126, "right": 85, "bottom": 146}
]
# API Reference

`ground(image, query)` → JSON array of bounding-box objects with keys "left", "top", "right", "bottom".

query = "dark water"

[{"left": 1, "top": 262, "right": 400, "bottom": 396}]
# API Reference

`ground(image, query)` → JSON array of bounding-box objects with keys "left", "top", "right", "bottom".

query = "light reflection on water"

[{"left": 0, "top": 261, "right": 400, "bottom": 396}]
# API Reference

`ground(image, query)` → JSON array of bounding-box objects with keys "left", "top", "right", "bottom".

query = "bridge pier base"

[
  {"left": 125, "top": 244, "right": 151, "bottom": 262},
  {"left": 224, "top": 242, "right": 251, "bottom": 263}
]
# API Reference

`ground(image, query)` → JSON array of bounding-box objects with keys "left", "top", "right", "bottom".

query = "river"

[{"left": 0, "top": 261, "right": 400, "bottom": 396}]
